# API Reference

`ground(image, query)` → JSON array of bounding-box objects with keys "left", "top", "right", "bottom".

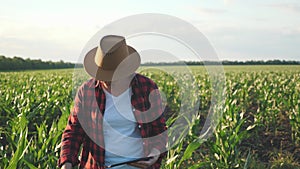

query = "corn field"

[{"left": 0, "top": 66, "right": 299, "bottom": 169}]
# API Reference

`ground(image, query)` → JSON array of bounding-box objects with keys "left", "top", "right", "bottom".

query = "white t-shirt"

[{"left": 103, "top": 87, "right": 144, "bottom": 168}]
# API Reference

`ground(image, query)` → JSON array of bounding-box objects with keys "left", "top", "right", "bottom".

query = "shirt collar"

[{"left": 88, "top": 73, "right": 138, "bottom": 88}]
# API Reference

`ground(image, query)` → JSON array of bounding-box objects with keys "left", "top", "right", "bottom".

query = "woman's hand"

[
  {"left": 128, "top": 148, "right": 160, "bottom": 169},
  {"left": 61, "top": 162, "right": 72, "bottom": 169}
]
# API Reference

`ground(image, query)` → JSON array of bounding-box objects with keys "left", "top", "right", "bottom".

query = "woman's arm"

[
  {"left": 58, "top": 87, "right": 86, "bottom": 168},
  {"left": 61, "top": 162, "right": 72, "bottom": 169}
]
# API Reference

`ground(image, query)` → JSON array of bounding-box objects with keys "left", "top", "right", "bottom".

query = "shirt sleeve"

[
  {"left": 58, "top": 86, "right": 86, "bottom": 168},
  {"left": 147, "top": 83, "right": 168, "bottom": 169},
  {"left": 148, "top": 83, "right": 168, "bottom": 156}
]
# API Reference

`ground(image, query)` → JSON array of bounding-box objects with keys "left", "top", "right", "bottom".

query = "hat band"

[{"left": 94, "top": 43, "right": 129, "bottom": 71}]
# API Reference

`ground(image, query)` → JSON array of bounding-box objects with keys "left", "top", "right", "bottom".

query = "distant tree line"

[
  {"left": 1, "top": 55, "right": 299, "bottom": 71},
  {"left": 0, "top": 56, "right": 83, "bottom": 71},
  {"left": 142, "top": 60, "right": 300, "bottom": 66}
]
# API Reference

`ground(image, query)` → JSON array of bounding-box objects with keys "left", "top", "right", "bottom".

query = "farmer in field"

[{"left": 58, "top": 35, "right": 167, "bottom": 169}]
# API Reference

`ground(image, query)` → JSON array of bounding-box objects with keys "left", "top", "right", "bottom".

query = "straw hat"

[{"left": 84, "top": 35, "right": 141, "bottom": 81}]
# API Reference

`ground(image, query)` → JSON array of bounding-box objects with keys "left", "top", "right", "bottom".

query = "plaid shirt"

[{"left": 58, "top": 74, "right": 167, "bottom": 169}]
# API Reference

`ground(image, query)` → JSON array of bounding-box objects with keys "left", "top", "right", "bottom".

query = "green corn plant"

[
  {"left": 3, "top": 112, "right": 29, "bottom": 169},
  {"left": 1, "top": 66, "right": 300, "bottom": 168},
  {"left": 205, "top": 103, "right": 251, "bottom": 168},
  {"left": 6, "top": 128, "right": 31, "bottom": 169}
]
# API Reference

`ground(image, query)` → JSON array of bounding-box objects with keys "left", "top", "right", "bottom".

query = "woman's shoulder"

[
  {"left": 134, "top": 73, "right": 158, "bottom": 89},
  {"left": 135, "top": 73, "right": 155, "bottom": 83},
  {"left": 78, "top": 78, "right": 98, "bottom": 90}
]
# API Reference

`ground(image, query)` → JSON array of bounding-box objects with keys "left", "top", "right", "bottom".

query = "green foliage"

[
  {"left": 0, "top": 55, "right": 79, "bottom": 71},
  {"left": 0, "top": 70, "right": 72, "bottom": 168},
  {"left": 0, "top": 66, "right": 299, "bottom": 168}
]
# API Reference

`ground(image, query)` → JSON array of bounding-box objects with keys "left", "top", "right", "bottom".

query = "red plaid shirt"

[{"left": 58, "top": 74, "right": 167, "bottom": 169}]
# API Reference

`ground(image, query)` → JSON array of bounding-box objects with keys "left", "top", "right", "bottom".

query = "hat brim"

[{"left": 83, "top": 45, "right": 141, "bottom": 81}]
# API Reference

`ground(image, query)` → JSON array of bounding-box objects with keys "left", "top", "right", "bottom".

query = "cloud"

[
  {"left": 266, "top": 3, "right": 300, "bottom": 13},
  {"left": 280, "top": 27, "right": 300, "bottom": 36},
  {"left": 193, "top": 8, "right": 227, "bottom": 15},
  {"left": 186, "top": 6, "right": 227, "bottom": 16},
  {"left": 223, "top": 0, "right": 235, "bottom": 6},
  {"left": 0, "top": 36, "right": 82, "bottom": 62},
  {"left": 206, "top": 26, "right": 300, "bottom": 61}
]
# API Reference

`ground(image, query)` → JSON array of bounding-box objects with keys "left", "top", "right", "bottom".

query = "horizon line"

[{"left": 1, "top": 55, "right": 300, "bottom": 64}]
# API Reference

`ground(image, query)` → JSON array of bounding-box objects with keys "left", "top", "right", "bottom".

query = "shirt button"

[
  {"left": 132, "top": 108, "right": 136, "bottom": 111},
  {"left": 138, "top": 125, "right": 141, "bottom": 128},
  {"left": 143, "top": 142, "right": 145, "bottom": 145}
]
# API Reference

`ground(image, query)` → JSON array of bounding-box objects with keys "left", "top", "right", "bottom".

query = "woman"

[{"left": 58, "top": 35, "right": 167, "bottom": 169}]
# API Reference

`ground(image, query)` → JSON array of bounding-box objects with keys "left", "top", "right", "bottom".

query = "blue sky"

[{"left": 1, "top": 0, "right": 300, "bottom": 63}]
